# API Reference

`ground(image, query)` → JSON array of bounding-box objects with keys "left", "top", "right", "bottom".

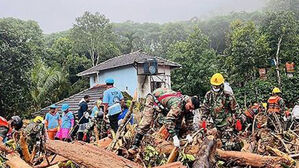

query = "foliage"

[
  {"left": 71, "top": 11, "right": 120, "bottom": 66},
  {"left": 0, "top": 17, "right": 43, "bottom": 117},
  {"left": 167, "top": 28, "right": 218, "bottom": 97},
  {"left": 264, "top": 0, "right": 299, "bottom": 17},
  {"left": 178, "top": 152, "right": 195, "bottom": 166},
  {"left": 261, "top": 11, "right": 298, "bottom": 63},
  {"left": 46, "top": 37, "right": 91, "bottom": 83},
  {"left": 223, "top": 21, "right": 270, "bottom": 86},
  {"left": 281, "top": 72, "right": 299, "bottom": 106},
  {"left": 143, "top": 145, "right": 167, "bottom": 167},
  {"left": 30, "top": 60, "right": 69, "bottom": 111},
  {"left": 233, "top": 79, "right": 274, "bottom": 107},
  {"left": 1, "top": 7, "right": 299, "bottom": 117}
]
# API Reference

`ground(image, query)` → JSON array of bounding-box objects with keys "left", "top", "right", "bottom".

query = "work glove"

[
  {"left": 84, "top": 112, "right": 90, "bottom": 119},
  {"left": 103, "top": 114, "right": 109, "bottom": 123},
  {"left": 118, "top": 119, "right": 123, "bottom": 126},
  {"left": 186, "top": 134, "right": 193, "bottom": 143},
  {"left": 235, "top": 119, "right": 242, "bottom": 131},
  {"left": 201, "top": 120, "right": 207, "bottom": 130},
  {"left": 173, "top": 135, "right": 180, "bottom": 147}
]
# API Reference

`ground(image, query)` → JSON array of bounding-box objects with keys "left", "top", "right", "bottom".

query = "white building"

[{"left": 77, "top": 51, "right": 181, "bottom": 98}]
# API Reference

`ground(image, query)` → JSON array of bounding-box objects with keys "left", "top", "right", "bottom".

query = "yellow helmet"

[
  {"left": 210, "top": 73, "right": 224, "bottom": 86},
  {"left": 33, "top": 116, "right": 43, "bottom": 123},
  {"left": 272, "top": 87, "right": 281, "bottom": 94},
  {"left": 262, "top": 103, "right": 267, "bottom": 109}
]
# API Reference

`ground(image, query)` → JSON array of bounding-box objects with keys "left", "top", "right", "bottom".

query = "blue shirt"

[
  {"left": 118, "top": 108, "right": 134, "bottom": 124},
  {"left": 61, "top": 112, "right": 74, "bottom": 129},
  {"left": 45, "top": 112, "right": 60, "bottom": 129},
  {"left": 103, "top": 87, "right": 124, "bottom": 115},
  {"left": 91, "top": 106, "right": 103, "bottom": 118}
]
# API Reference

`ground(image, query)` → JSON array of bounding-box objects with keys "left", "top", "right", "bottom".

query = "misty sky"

[{"left": 0, "top": 0, "right": 266, "bottom": 34}]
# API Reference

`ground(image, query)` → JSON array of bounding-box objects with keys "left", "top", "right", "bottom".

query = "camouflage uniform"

[
  {"left": 137, "top": 88, "right": 193, "bottom": 137},
  {"left": 201, "top": 90, "right": 240, "bottom": 150}
]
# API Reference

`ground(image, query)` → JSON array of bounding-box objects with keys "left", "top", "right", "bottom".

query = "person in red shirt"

[{"left": 0, "top": 116, "right": 23, "bottom": 153}]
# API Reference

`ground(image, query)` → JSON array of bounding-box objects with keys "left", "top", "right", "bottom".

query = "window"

[{"left": 151, "top": 81, "right": 162, "bottom": 92}]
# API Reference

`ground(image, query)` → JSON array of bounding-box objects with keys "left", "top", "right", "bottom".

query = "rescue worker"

[
  {"left": 0, "top": 116, "right": 23, "bottom": 153},
  {"left": 201, "top": 73, "right": 242, "bottom": 150},
  {"left": 102, "top": 78, "right": 124, "bottom": 133},
  {"left": 77, "top": 95, "right": 91, "bottom": 141},
  {"left": 91, "top": 100, "right": 104, "bottom": 119},
  {"left": 45, "top": 104, "right": 61, "bottom": 140},
  {"left": 243, "top": 102, "right": 266, "bottom": 131},
  {"left": 292, "top": 99, "right": 299, "bottom": 122},
  {"left": 128, "top": 88, "right": 200, "bottom": 154},
  {"left": 267, "top": 87, "right": 289, "bottom": 132}
]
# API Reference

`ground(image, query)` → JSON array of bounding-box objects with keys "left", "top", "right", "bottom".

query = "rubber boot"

[{"left": 128, "top": 133, "right": 144, "bottom": 154}]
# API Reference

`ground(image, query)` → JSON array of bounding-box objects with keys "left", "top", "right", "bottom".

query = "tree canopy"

[{"left": 0, "top": 4, "right": 298, "bottom": 116}]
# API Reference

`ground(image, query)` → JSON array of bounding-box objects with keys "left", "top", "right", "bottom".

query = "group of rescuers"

[{"left": 0, "top": 73, "right": 297, "bottom": 154}]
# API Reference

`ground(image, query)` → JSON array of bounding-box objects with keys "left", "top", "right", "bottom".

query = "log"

[
  {"left": 34, "top": 155, "right": 67, "bottom": 168},
  {"left": 108, "top": 91, "right": 138, "bottom": 150},
  {"left": 98, "top": 137, "right": 112, "bottom": 148},
  {"left": 166, "top": 147, "right": 178, "bottom": 163},
  {"left": 45, "top": 140, "right": 142, "bottom": 168},
  {"left": 192, "top": 136, "right": 216, "bottom": 168},
  {"left": 216, "top": 149, "right": 290, "bottom": 167},
  {"left": 153, "top": 162, "right": 186, "bottom": 168},
  {"left": 6, "top": 153, "right": 32, "bottom": 168},
  {"left": 20, "top": 131, "right": 31, "bottom": 163},
  {"left": 94, "top": 125, "right": 100, "bottom": 146}
]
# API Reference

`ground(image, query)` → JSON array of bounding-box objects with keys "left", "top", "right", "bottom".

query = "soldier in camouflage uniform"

[
  {"left": 201, "top": 73, "right": 242, "bottom": 150},
  {"left": 128, "top": 88, "right": 200, "bottom": 154}
]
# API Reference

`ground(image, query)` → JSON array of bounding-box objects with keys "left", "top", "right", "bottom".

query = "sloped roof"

[
  {"left": 33, "top": 85, "right": 108, "bottom": 116},
  {"left": 77, "top": 51, "right": 181, "bottom": 77}
]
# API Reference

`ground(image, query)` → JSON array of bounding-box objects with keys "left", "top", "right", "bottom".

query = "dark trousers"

[
  {"left": 109, "top": 113, "right": 120, "bottom": 133},
  {"left": 77, "top": 132, "right": 90, "bottom": 143}
]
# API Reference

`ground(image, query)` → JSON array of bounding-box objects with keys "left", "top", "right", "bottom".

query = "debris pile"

[{"left": 0, "top": 105, "right": 298, "bottom": 168}]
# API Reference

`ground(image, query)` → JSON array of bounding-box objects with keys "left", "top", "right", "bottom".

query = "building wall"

[
  {"left": 137, "top": 64, "right": 172, "bottom": 98},
  {"left": 89, "top": 75, "right": 97, "bottom": 88},
  {"left": 97, "top": 65, "right": 138, "bottom": 96},
  {"left": 88, "top": 64, "right": 174, "bottom": 98}
]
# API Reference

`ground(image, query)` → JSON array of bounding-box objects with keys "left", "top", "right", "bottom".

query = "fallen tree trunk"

[
  {"left": 45, "top": 140, "right": 142, "bottom": 168},
  {"left": 193, "top": 136, "right": 216, "bottom": 168},
  {"left": 20, "top": 132, "right": 31, "bottom": 163},
  {"left": 34, "top": 155, "right": 67, "bottom": 168},
  {"left": 6, "top": 154, "right": 32, "bottom": 168},
  {"left": 216, "top": 149, "right": 290, "bottom": 167}
]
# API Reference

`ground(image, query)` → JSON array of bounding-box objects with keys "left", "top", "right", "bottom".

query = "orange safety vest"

[
  {"left": 245, "top": 104, "right": 261, "bottom": 119},
  {"left": 0, "top": 116, "right": 9, "bottom": 128},
  {"left": 267, "top": 96, "right": 282, "bottom": 113},
  {"left": 286, "top": 62, "right": 295, "bottom": 73}
]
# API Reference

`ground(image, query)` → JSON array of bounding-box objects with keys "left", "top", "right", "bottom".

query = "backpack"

[{"left": 292, "top": 105, "right": 299, "bottom": 120}]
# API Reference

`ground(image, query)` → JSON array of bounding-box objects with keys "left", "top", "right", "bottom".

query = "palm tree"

[{"left": 30, "top": 60, "right": 69, "bottom": 111}]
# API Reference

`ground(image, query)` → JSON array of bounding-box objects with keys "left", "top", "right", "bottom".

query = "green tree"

[
  {"left": 45, "top": 37, "right": 91, "bottom": 95},
  {"left": 30, "top": 61, "right": 69, "bottom": 111},
  {"left": 158, "top": 23, "right": 188, "bottom": 56},
  {"left": 0, "top": 18, "right": 43, "bottom": 117},
  {"left": 224, "top": 21, "right": 270, "bottom": 85},
  {"left": 264, "top": 0, "right": 299, "bottom": 17},
  {"left": 167, "top": 28, "right": 217, "bottom": 96},
  {"left": 261, "top": 11, "right": 298, "bottom": 85},
  {"left": 71, "top": 11, "right": 120, "bottom": 66}
]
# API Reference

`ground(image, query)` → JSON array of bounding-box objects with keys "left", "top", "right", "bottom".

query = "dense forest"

[{"left": 0, "top": 0, "right": 298, "bottom": 117}]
